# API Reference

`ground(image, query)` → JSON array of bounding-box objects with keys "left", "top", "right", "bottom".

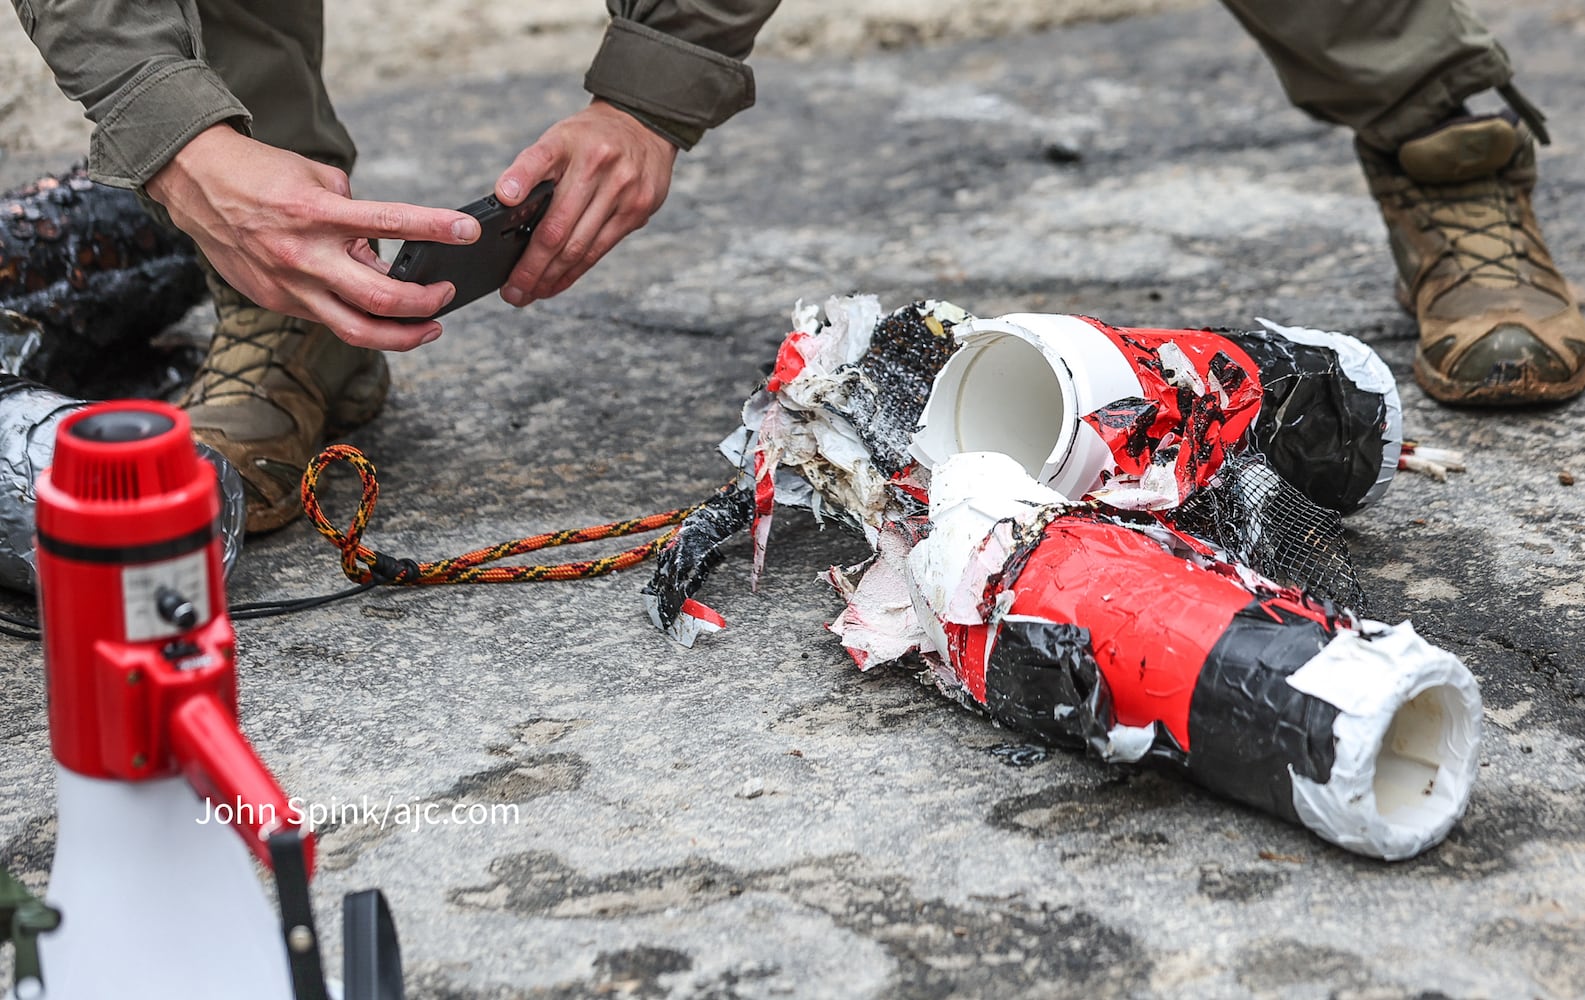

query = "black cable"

[
  {"left": 230, "top": 559, "right": 414, "bottom": 620},
  {"left": 0, "top": 609, "right": 41, "bottom": 632},
  {"left": 0, "top": 576, "right": 389, "bottom": 640},
  {"left": 230, "top": 580, "right": 381, "bottom": 620}
]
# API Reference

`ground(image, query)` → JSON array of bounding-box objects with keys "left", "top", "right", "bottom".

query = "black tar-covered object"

[{"left": 1, "top": 165, "right": 205, "bottom": 398}]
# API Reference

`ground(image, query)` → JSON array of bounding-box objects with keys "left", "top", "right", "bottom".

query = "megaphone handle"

[{"left": 169, "top": 692, "right": 315, "bottom": 875}]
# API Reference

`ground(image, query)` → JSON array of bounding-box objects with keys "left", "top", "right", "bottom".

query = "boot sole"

[
  {"left": 243, "top": 457, "right": 323, "bottom": 535},
  {"left": 1413, "top": 351, "right": 1585, "bottom": 406}
]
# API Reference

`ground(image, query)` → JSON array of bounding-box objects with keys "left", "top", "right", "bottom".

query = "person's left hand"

[{"left": 493, "top": 99, "right": 679, "bottom": 305}]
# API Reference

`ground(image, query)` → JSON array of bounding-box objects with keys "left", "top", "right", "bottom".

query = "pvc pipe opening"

[
  {"left": 1372, "top": 683, "right": 1475, "bottom": 829},
  {"left": 1286, "top": 623, "right": 1481, "bottom": 860},
  {"left": 948, "top": 336, "right": 1073, "bottom": 478},
  {"left": 913, "top": 315, "right": 1144, "bottom": 499}
]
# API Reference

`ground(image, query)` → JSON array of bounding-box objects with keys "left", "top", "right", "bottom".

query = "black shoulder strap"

[
  {"left": 268, "top": 831, "right": 331, "bottom": 1000},
  {"left": 343, "top": 889, "right": 406, "bottom": 1000}
]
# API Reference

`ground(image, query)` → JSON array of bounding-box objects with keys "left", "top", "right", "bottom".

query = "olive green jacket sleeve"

[
  {"left": 587, "top": 0, "right": 783, "bottom": 150},
  {"left": 10, "top": 0, "right": 251, "bottom": 189},
  {"left": 10, "top": 0, "right": 779, "bottom": 189}
]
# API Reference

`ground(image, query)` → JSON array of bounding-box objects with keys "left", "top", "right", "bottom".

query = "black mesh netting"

[
  {"left": 1171, "top": 451, "right": 1367, "bottom": 612},
  {"left": 830, "top": 304, "right": 960, "bottom": 476}
]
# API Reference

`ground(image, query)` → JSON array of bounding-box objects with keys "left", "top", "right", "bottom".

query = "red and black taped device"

[
  {"left": 944, "top": 508, "right": 1346, "bottom": 824},
  {"left": 1075, "top": 319, "right": 1398, "bottom": 515},
  {"left": 35, "top": 401, "right": 310, "bottom": 873}
]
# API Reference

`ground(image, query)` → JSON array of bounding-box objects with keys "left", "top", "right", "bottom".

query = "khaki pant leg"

[
  {"left": 1218, "top": 0, "right": 1518, "bottom": 150},
  {"left": 194, "top": 0, "right": 357, "bottom": 172}
]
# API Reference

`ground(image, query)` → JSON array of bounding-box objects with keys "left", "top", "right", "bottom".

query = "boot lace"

[
  {"left": 186, "top": 310, "right": 306, "bottom": 405},
  {"left": 1405, "top": 177, "right": 1536, "bottom": 292}
]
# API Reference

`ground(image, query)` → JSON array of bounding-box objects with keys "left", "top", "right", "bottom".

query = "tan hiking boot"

[
  {"left": 182, "top": 261, "right": 389, "bottom": 532},
  {"left": 1358, "top": 114, "right": 1585, "bottom": 405}
]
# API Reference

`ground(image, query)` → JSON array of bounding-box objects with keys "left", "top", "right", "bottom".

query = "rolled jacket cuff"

[
  {"left": 583, "top": 18, "right": 755, "bottom": 149},
  {"left": 88, "top": 60, "right": 252, "bottom": 190},
  {"left": 604, "top": 101, "right": 708, "bottom": 151},
  {"left": 1358, "top": 47, "right": 1515, "bottom": 152}
]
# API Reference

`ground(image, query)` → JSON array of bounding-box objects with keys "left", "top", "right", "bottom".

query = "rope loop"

[{"left": 299, "top": 445, "right": 700, "bottom": 587}]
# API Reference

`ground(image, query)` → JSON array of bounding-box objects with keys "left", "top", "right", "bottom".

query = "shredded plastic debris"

[
  {"left": 641, "top": 485, "right": 754, "bottom": 643},
  {"left": 719, "top": 297, "right": 965, "bottom": 584}
]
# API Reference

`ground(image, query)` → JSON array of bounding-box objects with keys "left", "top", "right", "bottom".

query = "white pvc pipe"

[
  {"left": 908, "top": 452, "right": 1481, "bottom": 860},
  {"left": 1286, "top": 626, "right": 1483, "bottom": 860},
  {"left": 911, "top": 314, "right": 1142, "bottom": 499}
]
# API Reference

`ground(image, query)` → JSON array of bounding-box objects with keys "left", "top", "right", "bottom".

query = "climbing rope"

[{"left": 300, "top": 444, "right": 701, "bottom": 587}]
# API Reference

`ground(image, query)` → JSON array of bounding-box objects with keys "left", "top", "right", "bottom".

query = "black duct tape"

[
  {"left": 982, "top": 615, "right": 1191, "bottom": 767},
  {"left": 1223, "top": 327, "right": 1391, "bottom": 515},
  {"left": 641, "top": 485, "right": 754, "bottom": 629},
  {"left": 1184, "top": 601, "right": 1341, "bottom": 824},
  {"left": 984, "top": 618, "right": 1116, "bottom": 756}
]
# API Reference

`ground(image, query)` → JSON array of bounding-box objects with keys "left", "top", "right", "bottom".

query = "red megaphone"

[{"left": 35, "top": 400, "right": 309, "bottom": 871}]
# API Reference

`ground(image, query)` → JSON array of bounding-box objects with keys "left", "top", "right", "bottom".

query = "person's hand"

[
  {"left": 145, "top": 124, "right": 483, "bottom": 351},
  {"left": 493, "top": 99, "right": 679, "bottom": 306}
]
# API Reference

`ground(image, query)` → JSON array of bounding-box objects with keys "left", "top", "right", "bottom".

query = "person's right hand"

[{"left": 145, "top": 124, "right": 483, "bottom": 351}]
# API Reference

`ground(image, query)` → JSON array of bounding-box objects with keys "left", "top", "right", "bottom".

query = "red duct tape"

[
  {"left": 944, "top": 510, "right": 1333, "bottom": 752},
  {"left": 1079, "top": 320, "right": 1264, "bottom": 502}
]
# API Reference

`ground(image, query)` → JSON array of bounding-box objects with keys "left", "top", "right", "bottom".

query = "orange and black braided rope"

[{"left": 300, "top": 444, "right": 700, "bottom": 586}]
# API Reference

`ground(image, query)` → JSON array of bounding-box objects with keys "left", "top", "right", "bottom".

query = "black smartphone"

[{"left": 387, "top": 180, "right": 554, "bottom": 322}]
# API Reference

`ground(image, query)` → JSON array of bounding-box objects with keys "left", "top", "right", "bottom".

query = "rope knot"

[{"left": 370, "top": 553, "right": 421, "bottom": 585}]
